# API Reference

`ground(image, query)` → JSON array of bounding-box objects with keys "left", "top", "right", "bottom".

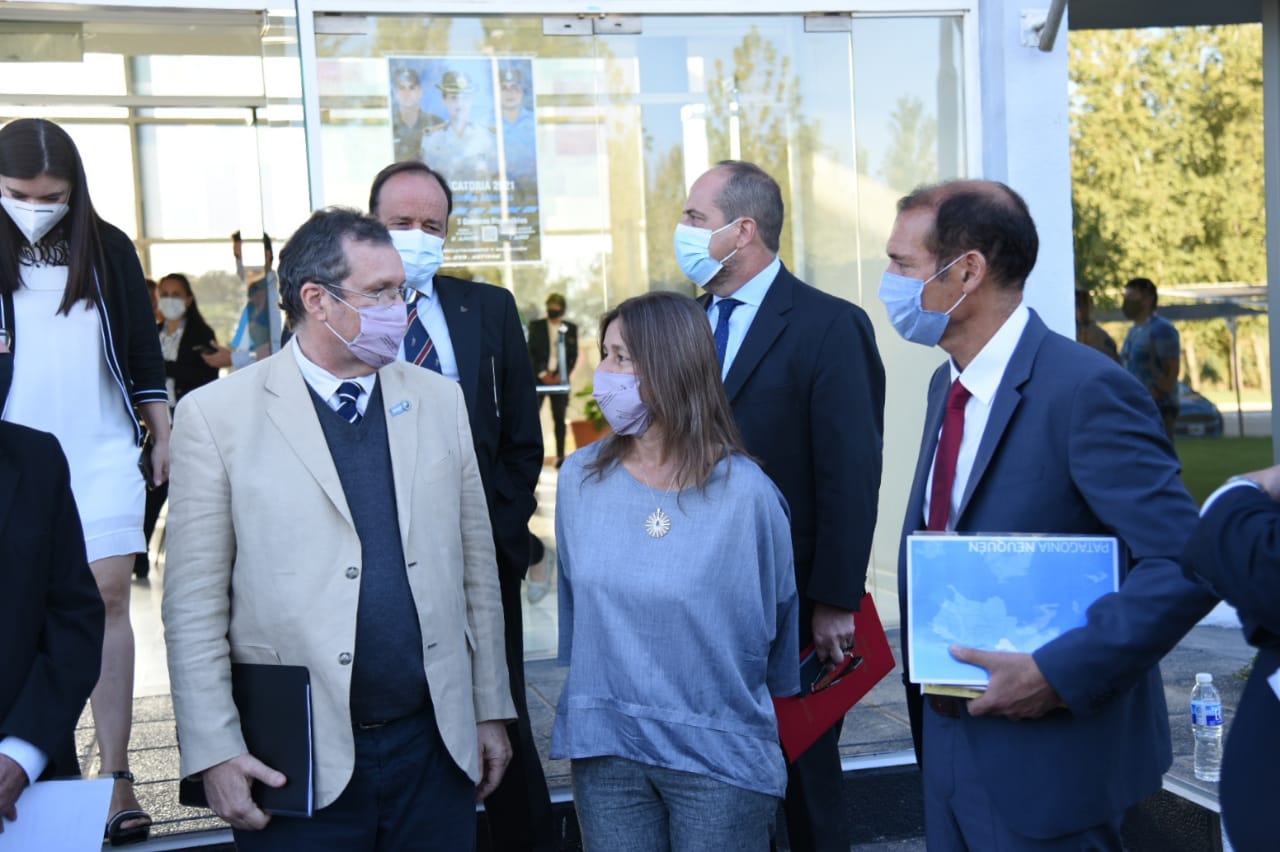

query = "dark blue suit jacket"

[
  {"left": 898, "top": 310, "right": 1216, "bottom": 838},
  {"left": 1182, "top": 485, "right": 1280, "bottom": 852},
  {"left": 0, "top": 422, "right": 104, "bottom": 780},
  {"left": 433, "top": 275, "right": 542, "bottom": 577},
  {"left": 705, "top": 263, "right": 885, "bottom": 636}
]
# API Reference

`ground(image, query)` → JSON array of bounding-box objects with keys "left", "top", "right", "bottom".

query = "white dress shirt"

[
  {"left": 923, "top": 303, "right": 1031, "bottom": 530},
  {"left": 291, "top": 337, "right": 376, "bottom": 416},
  {"left": 708, "top": 256, "right": 781, "bottom": 379},
  {"left": 398, "top": 277, "right": 460, "bottom": 383},
  {"left": 0, "top": 736, "right": 46, "bottom": 786}
]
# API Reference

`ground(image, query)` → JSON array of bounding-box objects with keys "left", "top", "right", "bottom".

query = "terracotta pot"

[{"left": 570, "top": 419, "right": 610, "bottom": 449}]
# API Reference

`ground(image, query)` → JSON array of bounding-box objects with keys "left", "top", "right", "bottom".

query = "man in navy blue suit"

[
  {"left": 1183, "top": 469, "right": 1280, "bottom": 852},
  {"left": 886, "top": 179, "right": 1216, "bottom": 849},
  {"left": 681, "top": 160, "right": 886, "bottom": 852}
]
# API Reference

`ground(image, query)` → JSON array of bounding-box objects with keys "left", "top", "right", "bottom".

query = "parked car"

[{"left": 1175, "top": 382, "right": 1224, "bottom": 438}]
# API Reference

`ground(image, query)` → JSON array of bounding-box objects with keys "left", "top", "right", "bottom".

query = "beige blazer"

[{"left": 162, "top": 345, "right": 514, "bottom": 809}]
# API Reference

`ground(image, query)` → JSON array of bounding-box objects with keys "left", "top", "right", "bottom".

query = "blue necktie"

[
  {"left": 404, "top": 298, "right": 442, "bottom": 373},
  {"left": 714, "top": 297, "right": 742, "bottom": 366},
  {"left": 335, "top": 381, "right": 364, "bottom": 425}
]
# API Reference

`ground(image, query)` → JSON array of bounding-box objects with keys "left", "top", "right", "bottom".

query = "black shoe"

[{"left": 555, "top": 456, "right": 565, "bottom": 469}]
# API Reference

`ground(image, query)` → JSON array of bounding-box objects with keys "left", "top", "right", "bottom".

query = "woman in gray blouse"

[{"left": 552, "top": 291, "right": 799, "bottom": 852}]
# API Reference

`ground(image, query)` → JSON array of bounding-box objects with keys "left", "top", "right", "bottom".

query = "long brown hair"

[
  {"left": 585, "top": 291, "right": 747, "bottom": 490},
  {"left": 0, "top": 118, "right": 108, "bottom": 314}
]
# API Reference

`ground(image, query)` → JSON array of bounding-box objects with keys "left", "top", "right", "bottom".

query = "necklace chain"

[{"left": 642, "top": 469, "right": 678, "bottom": 539}]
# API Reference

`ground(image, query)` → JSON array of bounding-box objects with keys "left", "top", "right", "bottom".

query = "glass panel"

[
  {"left": 851, "top": 14, "right": 968, "bottom": 618},
  {"left": 137, "top": 124, "right": 264, "bottom": 240},
  {"left": 131, "top": 55, "right": 266, "bottom": 97},
  {"left": 0, "top": 52, "right": 126, "bottom": 95},
  {"left": 60, "top": 123, "right": 138, "bottom": 240}
]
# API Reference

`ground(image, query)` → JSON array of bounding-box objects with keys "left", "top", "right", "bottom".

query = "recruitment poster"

[{"left": 387, "top": 56, "right": 541, "bottom": 264}]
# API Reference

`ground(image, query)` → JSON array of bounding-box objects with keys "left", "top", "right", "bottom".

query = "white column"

[{"left": 977, "top": 0, "right": 1074, "bottom": 336}]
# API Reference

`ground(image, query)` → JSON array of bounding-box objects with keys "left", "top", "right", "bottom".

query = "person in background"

[
  {"left": 1121, "top": 276, "right": 1181, "bottom": 440},
  {"left": 202, "top": 231, "right": 281, "bottom": 371},
  {"left": 553, "top": 291, "right": 798, "bottom": 852},
  {"left": 1074, "top": 288, "right": 1118, "bottom": 362},
  {"left": 133, "top": 272, "right": 218, "bottom": 580},
  {"left": 370, "top": 160, "right": 552, "bottom": 852},
  {"left": 392, "top": 66, "right": 444, "bottom": 163},
  {"left": 528, "top": 291, "right": 578, "bottom": 468},
  {"left": 145, "top": 277, "right": 161, "bottom": 323},
  {"left": 679, "top": 160, "right": 885, "bottom": 852},
  {"left": 421, "top": 71, "right": 498, "bottom": 184},
  {"left": 497, "top": 67, "right": 536, "bottom": 187},
  {"left": 0, "top": 117, "right": 168, "bottom": 846},
  {"left": 1181, "top": 467, "right": 1280, "bottom": 852}
]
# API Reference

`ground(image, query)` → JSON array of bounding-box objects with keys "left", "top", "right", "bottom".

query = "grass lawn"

[{"left": 1177, "top": 437, "right": 1274, "bottom": 504}]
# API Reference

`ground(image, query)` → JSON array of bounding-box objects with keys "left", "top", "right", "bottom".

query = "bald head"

[{"left": 897, "top": 179, "right": 1038, "bottom": 289}]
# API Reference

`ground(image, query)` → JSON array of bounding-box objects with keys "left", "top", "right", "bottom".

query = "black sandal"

[{"left": 104, "top": 770, "right": 152, "bottom": 847}]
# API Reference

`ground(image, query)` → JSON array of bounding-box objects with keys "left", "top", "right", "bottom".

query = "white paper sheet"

[{"left": 0, "top": 778, "right": 113, "bottom": 851}]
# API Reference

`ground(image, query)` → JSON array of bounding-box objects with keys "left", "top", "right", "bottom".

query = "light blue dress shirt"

[{"left": 708, "top": 256, "right": 781, "bottom": 379}]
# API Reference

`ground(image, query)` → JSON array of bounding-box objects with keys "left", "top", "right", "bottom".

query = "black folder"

[{"left": 178, "top": 663, "right": 314, "bottom": 817}]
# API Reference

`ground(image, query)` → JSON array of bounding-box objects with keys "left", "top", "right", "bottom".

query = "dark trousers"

[
  {"left": 780, "top": 719, "right": 848, "bottom": 852},
  {"left": 134, "top": 480, "right": 168, "bottom": 577},
  {"left": 539, "top": 392, "right": 569, "bottom": 459},
  {"left": 232, "top": 705, "right": 474, "bottom": 852},
  {"left": 482, "top": 566, "right": 557, "bottom": 851}
]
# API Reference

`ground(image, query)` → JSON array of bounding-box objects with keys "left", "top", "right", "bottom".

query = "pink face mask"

[
  {"left": 592, "top": 368, "right": 651, "bottom": 436},
  {"left": 325, "top": 294, "right": 407, "bottom": 370}
]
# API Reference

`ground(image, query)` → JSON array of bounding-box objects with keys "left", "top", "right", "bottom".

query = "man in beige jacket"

[{"left": 163, "top": 207, "right": 514, "bottom": 850}]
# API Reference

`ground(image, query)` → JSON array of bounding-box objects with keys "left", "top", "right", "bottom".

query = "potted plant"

[{"left": 569, "top": 385, "right": 610, "bottom": 449}]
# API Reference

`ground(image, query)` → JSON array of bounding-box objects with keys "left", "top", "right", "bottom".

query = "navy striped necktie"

[
  {"left": 405, "top": 298, "right": 442, "bottom": 373},
  {"left": 714, "top": 297, "right": 742, "bottom": 365},
  {"left": 335, "top": 381, "right": 364, "bottom": 425}
]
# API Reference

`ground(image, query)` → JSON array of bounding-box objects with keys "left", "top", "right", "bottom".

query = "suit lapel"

[
  {"left": 722, "top": 264, "right": 793, "bottom": 402},
  {"left": 378, "top": 366, "right": 419, "bottom": 552},
  {"left": 954, "top": 312, "right": 1047, "bottom": 523},
  {"left": 436, "top": 276, "right": 480, "bottom": 421},
  {"left": 263, "top": 352, "right": 354, "bottom": 527}
]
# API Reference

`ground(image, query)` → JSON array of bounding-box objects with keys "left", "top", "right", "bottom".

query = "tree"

[
  {"left": 1070, "top": 26, "right": 1265, "bottom": 293},
  {"left": 880, "top": 96, "right": 938, "bottom": 194}
]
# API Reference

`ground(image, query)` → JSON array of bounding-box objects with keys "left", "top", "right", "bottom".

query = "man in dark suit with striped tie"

[{"left": 368, "top": 162, "right": 553, "bottom": 852}]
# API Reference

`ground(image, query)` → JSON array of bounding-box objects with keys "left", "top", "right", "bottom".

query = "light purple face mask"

[
  {"left": 592, "top": 368, "right": 651, "bottom": 436},
  {"left": 326, "top": 295, "right": 407, "bottom": 370}
]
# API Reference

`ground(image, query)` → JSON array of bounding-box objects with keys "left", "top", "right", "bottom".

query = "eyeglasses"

[{"left": 330, "top": 285, "right": 406, "bottom": 306}]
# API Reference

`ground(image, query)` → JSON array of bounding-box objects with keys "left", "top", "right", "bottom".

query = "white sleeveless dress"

[{"left": 2, "top": 260, "right": 145, "bottom": 562}]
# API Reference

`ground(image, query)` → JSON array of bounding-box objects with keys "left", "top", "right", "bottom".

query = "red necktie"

[{"left": 927, "top": 378, "right": 972, "bottom": 532}]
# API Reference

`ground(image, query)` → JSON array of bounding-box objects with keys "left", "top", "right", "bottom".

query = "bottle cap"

[{"left": 1196, "top": 672, "right": 1213, "bottom": 683}]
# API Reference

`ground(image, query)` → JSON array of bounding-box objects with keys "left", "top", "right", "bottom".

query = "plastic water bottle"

[{"left": 1191, "top": 672, "right": 1223, "bottom": 782}]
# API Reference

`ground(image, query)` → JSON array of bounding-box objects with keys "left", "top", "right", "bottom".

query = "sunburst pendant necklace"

[{"left": 643, "top": 472, "right": 678, "bottom": 539}]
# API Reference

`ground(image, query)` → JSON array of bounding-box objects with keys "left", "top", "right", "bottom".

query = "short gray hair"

[
  {"left": 713, "top": 160, "right": 784, "bottom": 252},
  {"left": 278, "top": 207, "right": 392, "bottom": 325}
]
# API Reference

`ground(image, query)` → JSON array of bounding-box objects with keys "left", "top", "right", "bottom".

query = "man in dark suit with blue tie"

[
  {"left": 368, "top": 162, "right": 554, "bottom": 852},
  {"left": 886, "top": 179, "right": 1217, "bottom": 849},
  {"left": 1183, "top": 468, "right": 1280, "bottom": 852},
  {"left": 680, "top": 160, "right": 886, "bottom": 852}
]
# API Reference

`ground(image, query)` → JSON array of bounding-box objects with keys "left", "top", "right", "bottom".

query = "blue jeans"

[
  {"left": 572, "top": 756, "right": 777, "bottom": 852},
  {"left": 233, "top": 705, "right": 475, "bottom": 852}
]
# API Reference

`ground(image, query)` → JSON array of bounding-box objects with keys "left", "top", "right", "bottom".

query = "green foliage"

[
  {"left": 1070, "top": 26, "right": 1265, "bottom": 292},
  {"left": 575, "top": 384, "right": 606, "bottom": 429},
  {"left": 880, "top": 96, "right": 938, "bottom": 193}
]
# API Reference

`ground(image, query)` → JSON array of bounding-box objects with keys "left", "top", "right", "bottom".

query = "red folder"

[{"left": 772, "top": 593, "right": 895, "bottom": 763}]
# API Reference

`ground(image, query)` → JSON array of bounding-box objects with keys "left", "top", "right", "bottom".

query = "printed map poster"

[
  {"left": 387, "top": 56, "right": 541, "bottom": 263},
  {"left": 907, "top": 534, "right": 1120, "bottom": 687}
]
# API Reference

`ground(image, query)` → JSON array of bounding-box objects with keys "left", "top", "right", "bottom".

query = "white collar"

[
  {"left": 290, "top": 336, "right": 377, "bottom": 402},
  {"left": 950, "top": 302, "right": 1030, "bottom": 405}
]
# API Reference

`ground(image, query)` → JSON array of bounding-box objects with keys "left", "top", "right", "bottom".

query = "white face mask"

[
  {"left": 158, "top": 297, "right": 187, "bottom": 321},
  {"left": 1, "top": 195, "right": 69, "bottom": 244},
  {"left": 388, "top": 228, "right": 445, "bottom": 293}
]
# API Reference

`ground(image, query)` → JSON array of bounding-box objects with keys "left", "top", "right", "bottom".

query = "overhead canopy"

[{"left": 1072, "top": 0, "right": 1262, "bottom": 30}]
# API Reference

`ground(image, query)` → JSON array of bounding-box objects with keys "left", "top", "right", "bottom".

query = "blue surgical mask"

[
  {"left": 878, "top": 254, "right": 968, "bottom": 347},
  {"left": 389, "top": 229, "right": 445, "bottom": 292},
  {"left": 673, "top": 219, "right": 742, "bottom": 287}
]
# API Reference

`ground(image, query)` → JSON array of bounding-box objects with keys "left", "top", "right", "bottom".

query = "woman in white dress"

[{"left": 0, "top": 118, "right": 169, "bottom": 845}]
